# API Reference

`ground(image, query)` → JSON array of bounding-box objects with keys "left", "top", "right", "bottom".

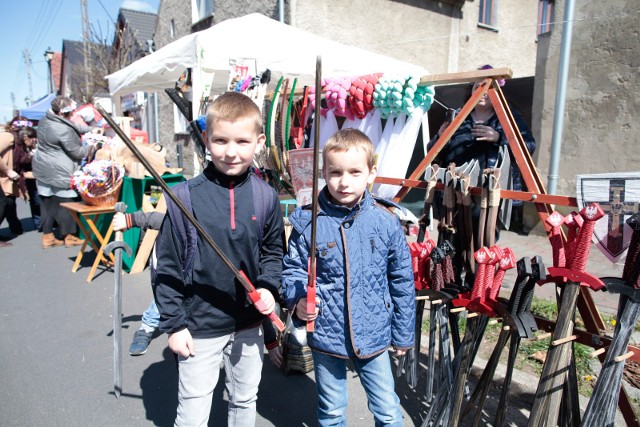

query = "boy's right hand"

[
  {"left": 168, "top": 328, "right": 195, "bottom": 357},
  {"left": 111, "top": 212, "right": 127, "bottom": 232},
  {"left": 295, "top": 297, "right": 320, "bottom": 322}
]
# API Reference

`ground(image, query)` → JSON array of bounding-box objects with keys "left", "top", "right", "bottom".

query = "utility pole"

[
  {"left": 10, "top": 92, "right": 16, "bottom": 117},
  {"left": 80, "top": 0, "right": 91, "bottom": 101},
  {"left": 23, "top": 49, "right": 33, "bottom": 105}
]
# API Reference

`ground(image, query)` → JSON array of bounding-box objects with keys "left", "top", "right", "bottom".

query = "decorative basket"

[
  {"left": 72, "top": 160, "right": 125, "bottom": 207},
  {"left": 80, "top": 178, "right": 123, "bottom": 207}
]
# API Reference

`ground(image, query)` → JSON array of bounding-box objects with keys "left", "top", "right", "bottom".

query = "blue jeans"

[
  {"left": 312, "top": 350, "right": 403, "bottom": 426},
  {"left": 141, "top": 300, "right": 160, "bottom": 330}
]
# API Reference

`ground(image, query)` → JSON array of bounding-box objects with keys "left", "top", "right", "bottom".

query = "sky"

[{"left": 0, "top": 0, "right": 160, "bottom": 123}]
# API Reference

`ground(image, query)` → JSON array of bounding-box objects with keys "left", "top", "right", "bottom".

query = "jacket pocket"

[
  {"left": 367, "top": 233, "right": 387, "bottom": 269},
  {"left": 315, "top": 241, "right": 341, "bottom": 284}
]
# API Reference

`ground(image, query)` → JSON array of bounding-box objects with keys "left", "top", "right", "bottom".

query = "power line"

[{"left": 97, "top": 0, "right": 116, "bottom": 24}]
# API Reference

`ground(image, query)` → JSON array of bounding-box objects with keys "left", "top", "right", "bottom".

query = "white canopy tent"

[{"left": 106, "top": 13, "right": 427, "bottom": 97}]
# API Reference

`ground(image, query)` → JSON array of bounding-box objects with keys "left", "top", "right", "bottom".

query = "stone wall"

[
  {"left": 153, "top": 0, "right": 194, "bottom": 176},
  {"left": 532, "top": 0, "right": 639, "bottom": 201},
  {"left": 150, "top": 0, "right": 541, "bottom": 177},
  {"left": 290, "top": 0, "right": 538, "bottom": 76}
]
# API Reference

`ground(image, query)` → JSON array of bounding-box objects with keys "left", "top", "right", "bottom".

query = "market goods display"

[{"left": 71, "top": 160, "right": 125, "bottom": 207}]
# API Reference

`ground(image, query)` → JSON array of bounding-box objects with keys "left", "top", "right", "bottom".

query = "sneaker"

[{"left": 129, "top": 329, "right": 154, "bottom": 356}]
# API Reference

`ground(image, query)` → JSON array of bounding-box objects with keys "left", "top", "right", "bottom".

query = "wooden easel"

[
  {"left": 375, "top": 67, "right": 639, "bottom": 426},
  {"left": 129, "top": 194, "right": 167, "bottom": 274}
]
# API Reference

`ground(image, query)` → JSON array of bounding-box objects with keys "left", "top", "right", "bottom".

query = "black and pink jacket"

[{"left": 153, "top": 163, "right": 284, "bottom": 338}]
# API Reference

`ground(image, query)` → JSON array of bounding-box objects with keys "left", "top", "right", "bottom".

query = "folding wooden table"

[{"left": 60, "top": 201, "right": 115, "bottom": 283}]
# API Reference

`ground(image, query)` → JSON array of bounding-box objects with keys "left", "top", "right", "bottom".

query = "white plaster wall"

[{"left": 533, "top": 0, "right": 640, "bottom": 198}]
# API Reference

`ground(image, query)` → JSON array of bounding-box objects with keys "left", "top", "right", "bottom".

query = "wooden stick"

[
  {"left": 416, "top": 295, "right": 430, "bottom": 301},
  {"left": 503, "top": 326, "right": 511, "bottom": 331},
  {"left": 589, "top": 348, "right": 606, "bottom": 358},
  {"left": 488, "top": 318, "right": 502, "bottom": 325},
  {"left": 614, "top": 351, "right": 635, "bottom": 363},
  {"left": 551, "top": 335, "right": 577, "bottom": 346},
  {"left": 451, "top": 307, "right": 466, "bottom": 313},
  {"left": 467, "top": 312, "right": 479, "bottom": 319},
  {"left": 536, "top": 332, "right": 552, "bottom": 340},
  {"left": 431, "top": 299, "right": 443, "bottom": 305}
]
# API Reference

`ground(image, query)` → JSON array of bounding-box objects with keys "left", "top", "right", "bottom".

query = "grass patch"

[{"left": 531, "top": 298, "right": 558, "bottom": 320}]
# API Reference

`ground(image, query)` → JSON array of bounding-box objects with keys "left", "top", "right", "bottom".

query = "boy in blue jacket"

[
  {"left": 282, "top": 128, "right": 415, "bottom": 426},
  {"left": 153, "top": 92, "right": 284, "bottom": 426}
]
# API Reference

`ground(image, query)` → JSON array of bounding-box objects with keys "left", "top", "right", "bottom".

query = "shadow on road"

[
  {"left": 137, "top": 347, "right": 318, "bottom": 427},
  {"left": 140, "top": 347, "right": 179, "bottom": 426}
]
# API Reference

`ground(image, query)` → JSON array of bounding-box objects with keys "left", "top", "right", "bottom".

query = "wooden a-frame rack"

[{"left": 374, "top": 67, "right": 639, "bottom": 426}]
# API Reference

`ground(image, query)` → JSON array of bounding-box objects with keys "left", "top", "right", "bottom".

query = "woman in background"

[
  {"left": 0, "top": 120, "right": 24, "bottom": 246},
  {"left": 32, "top": 96, "right": 92, "bottom": 249},
  {"left": 14, "top": 126, "right": 41, "bottom": 231}
]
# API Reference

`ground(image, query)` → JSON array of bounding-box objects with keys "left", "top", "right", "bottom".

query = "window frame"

[
  {"left": 478, "top": 0, "right": 499, "bottom": 30},
  {"left": 537, "top": 0, "right": 554, "bottom": 35},
  {"left": 192, "top": 0, "right": 214, "bottom": 25}
]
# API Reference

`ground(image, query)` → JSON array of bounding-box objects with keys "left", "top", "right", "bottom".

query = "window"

[
  {"left": 478, "top": 0, "right": 497, "bottom": 27},
  {"left": 193, "top": 0, "right": 214, "bottom": 24},
  {"left": 538, "top": 0, "right": 554, "bottom": 35}
]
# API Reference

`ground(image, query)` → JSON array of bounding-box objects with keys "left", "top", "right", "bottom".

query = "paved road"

[{"left": 0, "top": 201, "right": 628, "bottom": 426}]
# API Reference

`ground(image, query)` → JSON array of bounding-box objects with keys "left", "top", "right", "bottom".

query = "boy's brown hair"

[
  {"left": 205, "top": 92, "right": 263, "bottom": 135},
  {"left": 322, "top": 128, "right": 376, "bottom": 170}
]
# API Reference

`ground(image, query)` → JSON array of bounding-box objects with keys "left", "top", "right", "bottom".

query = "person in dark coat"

[
  {"left": 32, "top": 96, "right": 97, "bottom": 248},
  {"left": 153, "top": 92, "right": 284, "bottom": 426}
]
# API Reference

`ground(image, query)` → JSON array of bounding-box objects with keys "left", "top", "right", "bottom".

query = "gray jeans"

[{"left": 175, "top": 326, "right": 264, "bottom": 427}]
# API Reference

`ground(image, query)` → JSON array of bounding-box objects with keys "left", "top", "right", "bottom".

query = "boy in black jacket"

[
  {"left": 153, "top": 92, "right": 284, "bottom": 426},
  {"left": 112, "top": 210, "right": 283, "bottom": 365}
]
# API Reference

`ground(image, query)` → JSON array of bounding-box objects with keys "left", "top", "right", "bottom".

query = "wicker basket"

[{"left": 80, "top": 178, "right": 123, "bottom": 207}]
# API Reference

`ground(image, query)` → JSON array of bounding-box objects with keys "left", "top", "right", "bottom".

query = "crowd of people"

[
  {"left": 1, "top": 74, "right": 535, "bottom": 425},
  {"left": 0, "top": 96, "right": 104, "bottom": 248}
]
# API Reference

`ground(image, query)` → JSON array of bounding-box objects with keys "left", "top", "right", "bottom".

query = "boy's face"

[
  {"left": 323, "top": 147, "right": 376, "bottom": 208},
  {"left": 203, "top": 118, "right": 265, "bottom": 176}
]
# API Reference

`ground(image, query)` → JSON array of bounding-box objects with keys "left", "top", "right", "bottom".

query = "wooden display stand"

[
  {"left": 128, "top": 194, "right": 167, "bottom": 274},
  {"left": 374, "top": 68, "right": 639, "bottom": 426},
  {"left": 60, "top": 202, "right": 115, "bottom": 283}
]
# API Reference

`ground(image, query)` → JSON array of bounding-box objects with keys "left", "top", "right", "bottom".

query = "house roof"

[
  {"left": 51, "top": 52, "right": 62, "bottom": 93},
  {"left": 118, "top": 8, "right": 157, "bottom": 51},
  {"left": 62, "top": 39, "right": 85, "bottom": 67}
]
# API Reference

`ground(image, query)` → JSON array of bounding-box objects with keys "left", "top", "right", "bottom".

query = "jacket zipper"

[{"left": 229, "top": 181, "right": 236, "bottom": 231}]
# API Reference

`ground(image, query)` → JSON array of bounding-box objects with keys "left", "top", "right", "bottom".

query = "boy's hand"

[
  {"left": 111, "top": 212, "right": 127, "bottom": 232},
  {"left": 268, "top": 346, "right": 283, "bottom": 368},
  {"left": 255, "top": 288, "right": 275, "bottom": 315},
  {"left": 295, "top": 297, "right": 320, "bottom": 321},
  {"left": 392, "top": 347, "right": 407, "bottom": 357},
  {"left": 168, "top": 329, "right": 195, "bottom": 357}
]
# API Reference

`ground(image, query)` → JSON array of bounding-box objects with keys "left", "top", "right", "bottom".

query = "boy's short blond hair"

[
  {"left": 322, "top": 128, "right": 376, "bottom": 171},
  {"left": 205, "top": 92, "right": 263, "bottom": 135}
]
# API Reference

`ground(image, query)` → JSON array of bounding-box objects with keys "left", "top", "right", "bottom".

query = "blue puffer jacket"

[{"left": 283, "top": 188, "right": 415, "bottom": 359}]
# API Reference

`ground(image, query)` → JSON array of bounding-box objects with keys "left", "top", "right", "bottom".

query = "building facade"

[{"left": 152, "top": 0, "right": 542, "bottom": 177}]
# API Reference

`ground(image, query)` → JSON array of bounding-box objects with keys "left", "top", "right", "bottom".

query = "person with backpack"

[
  {"left": 153, "top": 92, "right": 284, "bottom": 426},
  {"left": 111, "top": 209, "right": 283, "bottom": 367}
]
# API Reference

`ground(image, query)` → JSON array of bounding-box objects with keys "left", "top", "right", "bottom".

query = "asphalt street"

[{"left": 0, "top": 200, "right": 628, "bottom": 426}]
